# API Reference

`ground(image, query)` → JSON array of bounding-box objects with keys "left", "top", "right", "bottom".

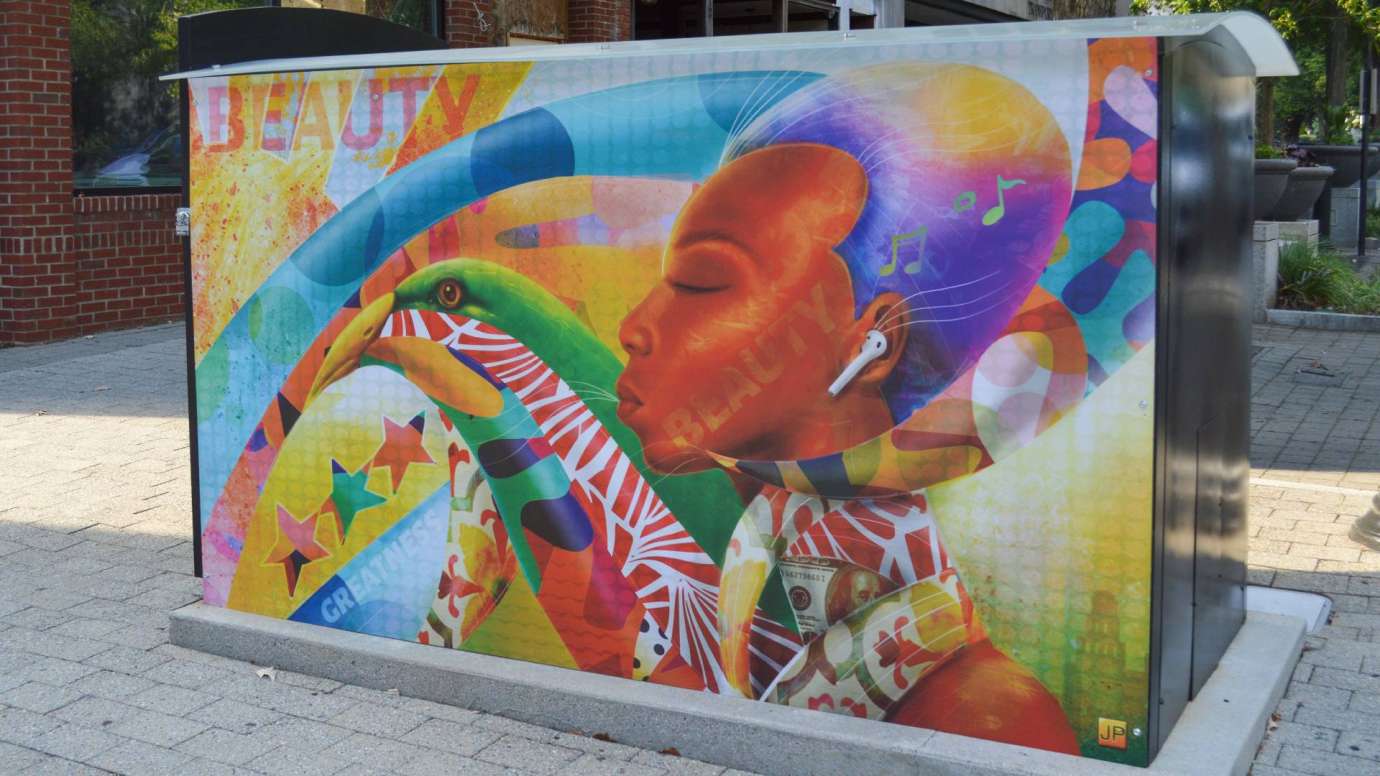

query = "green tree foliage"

[
  {"left": 72, "top": 1, "right": 434, "bottom": 182},
  {"left": 1133, "top": 0, "right": 1374, "bottom": 144},
  {"left": 72, "top": 0, "right": 260, "bottom": 178},
  {"left": 1132, "top": 0, "right": 1378, "bottom": 42}
]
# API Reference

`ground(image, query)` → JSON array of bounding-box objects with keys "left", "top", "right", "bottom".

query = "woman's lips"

[{"left": 615, "top": 379, "right": 644, "bottom": 422}]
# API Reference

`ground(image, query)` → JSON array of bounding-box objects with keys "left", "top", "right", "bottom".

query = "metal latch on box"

[{"left": 175, "top": 207, "right": 190, "bottom": 237}]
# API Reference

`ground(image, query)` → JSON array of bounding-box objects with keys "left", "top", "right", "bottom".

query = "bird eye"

[{"left": 436, "top": 279, "right": 463, "bottom": 309}]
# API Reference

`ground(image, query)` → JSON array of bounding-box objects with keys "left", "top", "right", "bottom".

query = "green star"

[{"left": 324, "top": 459, "right": 386, "bottom": 541}]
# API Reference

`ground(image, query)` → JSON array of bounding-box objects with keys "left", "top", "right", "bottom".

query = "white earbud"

[{"left": 827, "top": 330, "right": 888, "bottom": 397}]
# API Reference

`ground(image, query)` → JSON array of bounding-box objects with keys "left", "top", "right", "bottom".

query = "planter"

[
  {"left": 1267, "top": 165, "right": 1334, "bottom": 221},
  {"left": 1253, "top": 158, "right": 1297, "bottom": 220},
  {"left": 1298, "top": 144, "right": 1380, "bottom": 188}
]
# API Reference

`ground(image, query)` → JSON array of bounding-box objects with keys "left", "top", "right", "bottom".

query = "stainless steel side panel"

[{"left": 1150, "top": 29, "right": 1254, "bottom": 756}]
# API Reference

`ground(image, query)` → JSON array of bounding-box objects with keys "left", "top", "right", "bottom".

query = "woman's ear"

[{"left": 852, "top": 292, "right": 909, "bottom": 387}]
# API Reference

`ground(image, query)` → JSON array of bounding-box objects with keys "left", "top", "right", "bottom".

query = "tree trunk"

[
  {"left": 1284, "top": 113, "right": 1305, "bottom": 143},
  {"left": 1324, "top": 10, "right": 1353, "bottom": 139},
  {"left": 1258, "top": 78, "right": 1276, "bottom": 148}
]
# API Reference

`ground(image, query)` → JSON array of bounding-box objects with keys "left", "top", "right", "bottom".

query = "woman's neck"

[{"left": 719, "top": 388, "right": 895, "bottom": 503}]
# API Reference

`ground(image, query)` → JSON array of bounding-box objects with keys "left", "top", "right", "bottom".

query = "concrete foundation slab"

[
  {"left": 1253, "top": 221, "right": 1280, "bottom": 322},
  {"left": 1246, "top": 585, "right": 1331, "bottom": 632},
  {"left": 1271, "top": 219, "right": 1319, "bottom": 248},
  {"left": 170, "top": 606, "right": 1303, "bottom": 776}
]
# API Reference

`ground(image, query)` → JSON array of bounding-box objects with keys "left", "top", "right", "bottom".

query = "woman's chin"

[{"left": 638, "top": 441, "right": 715, "bottom": 477}]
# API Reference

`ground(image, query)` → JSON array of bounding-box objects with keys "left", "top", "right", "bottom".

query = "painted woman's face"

[{"left": 615, "top": 144, "right": 879, "bottom": 474}]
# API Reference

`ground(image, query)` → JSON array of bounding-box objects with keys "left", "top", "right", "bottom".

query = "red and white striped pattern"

[
  {"left": 786, "top": 498, "right": 950, "bottom": 587},
  {"left": 382, "top": 309, "right": 732, "bottom": 691}
]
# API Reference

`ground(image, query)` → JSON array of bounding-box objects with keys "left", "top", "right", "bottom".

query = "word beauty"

[
  {"left": 881, "top": 175, "right": 1027, "bottom": 277},
  {"left": 200, "top": 73, "right": 482, "bottom": 154}
]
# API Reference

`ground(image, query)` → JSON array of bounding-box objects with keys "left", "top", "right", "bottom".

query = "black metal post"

[
  {"left": 176, "top": 16, "right": 202, "bottom": 579},
  {"left": 430, "top": 0, "right": 445, "bottom": 41},
  {"left": 1360, "top": 45, "right": 1372, "bottom": 256}
]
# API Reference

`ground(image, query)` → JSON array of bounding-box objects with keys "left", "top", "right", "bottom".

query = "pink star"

[{"left": 264, "top": 504, "right": 330, "bottom": 597}]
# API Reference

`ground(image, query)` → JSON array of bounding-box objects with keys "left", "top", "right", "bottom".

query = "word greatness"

[
  {"left": 880, "top": 175, "right": 1026, "bottom": 277},
  {"left": 200, "top": 73, "right": 481, "bottom": 153}
]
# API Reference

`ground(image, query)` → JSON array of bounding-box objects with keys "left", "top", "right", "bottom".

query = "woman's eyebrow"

[{"left": 669, "top": 233, "right": 758, "bottom": 265}]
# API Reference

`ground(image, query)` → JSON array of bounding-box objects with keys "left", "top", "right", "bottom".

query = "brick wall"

[
  {"left": 567, "top": 0, "right": 631, "bottom": 43},
  {"left": 0, "top": 1, "right": 182, "bottom": 346},
  {"left": 71, "top": 193, "right": 182, "bottom": 333},
  {"left": 0, "top": 0, "right": 632, "bottom": 346},
  {"left": 444, "top": 0, "right": 629, "bottom": 46},
  {"left": 0, "top": 0, "right": 78, "bottom": 345},
  {"left": 445, "top": 0, "right": 498, "bottom": 47}
]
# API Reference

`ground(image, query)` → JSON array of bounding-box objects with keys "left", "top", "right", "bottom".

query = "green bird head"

[{"left": 305, "top": 260, "right": 519, "bottom": 415}]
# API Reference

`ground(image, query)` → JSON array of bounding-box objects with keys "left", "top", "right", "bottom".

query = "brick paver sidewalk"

[
  {"left": 0, "top": 325, "right": 728, "bottom": 776},
  {"left": 1248, "top": 325, "right": 1380, "bottom": 776},
  {"left": 1, "top": 322, "right": 1376, "bottom": 775}
]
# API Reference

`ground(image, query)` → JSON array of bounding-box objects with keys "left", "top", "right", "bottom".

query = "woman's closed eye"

[
  {"left": 668, "top": 278, "right": 729, "bottom": 293},
  {"left": 664, "top": 238, "right": 752, "bottom": 294}
]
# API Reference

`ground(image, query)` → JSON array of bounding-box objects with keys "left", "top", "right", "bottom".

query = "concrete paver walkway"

[
  {"left": 0, "top": 325, "right": 726, "bottom": 776},
  {"left": 0, "top": 322, "right": 1376, "bottom": 775},
  {"left": 1247, "top": 325, "right": 1380, "bottom": 776}
]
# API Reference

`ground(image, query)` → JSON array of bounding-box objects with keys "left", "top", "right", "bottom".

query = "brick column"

[
  {"left": 445, "top": 0, "right": 498, "bottom": 47},
  {"left": 567, "top": 0, "right": 631, "bottom": 43},
  {"left": 443, "top": 0, "right": 631, "bottom": 47},
  {"left": 0, "top": 0, "right": 76, "bottom": 346}
]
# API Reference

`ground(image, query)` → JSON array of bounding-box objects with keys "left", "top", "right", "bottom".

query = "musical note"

[
  {"left": 881, "top": 226, "right": 927, "bottom": 277},
  {"left": 981, "top": 175, "right": 1026, "bottom": 226},
  {"left": 952, "top": 191, "right": 976, "bottom": 213}
]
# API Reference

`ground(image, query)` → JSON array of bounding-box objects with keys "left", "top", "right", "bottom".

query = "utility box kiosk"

[{"left": 170, "top": 11, "right": 1295, "bottom": 767}]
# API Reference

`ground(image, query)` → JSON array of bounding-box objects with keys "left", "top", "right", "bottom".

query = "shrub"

[
  {"left": 1256, "top": 143, "right": 1284, "bottom": 160},
  {"left": 1368, "top": 208, "right": 1380, "bottom": 239},
  {"left": 1277, "top": 242, "right": 1380, "bottom": 315},
  {"left": 1339, "top": 273, "right": 1380, "bottom": 314}
]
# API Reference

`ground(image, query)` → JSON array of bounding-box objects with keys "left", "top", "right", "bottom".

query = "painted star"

[
  {"left": 264, "top": 504, "right": 330, "bottom": 597},
  {"left": 321, "top": 459, "right": 386, "bottom": 542},
  {"left": 371, "top": 412, "right": 434, "bottom": 493}
]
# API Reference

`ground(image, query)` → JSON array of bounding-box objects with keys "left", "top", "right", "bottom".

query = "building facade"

[{"left": 0, "top": 0, "right": 1119, "bottom": 345}]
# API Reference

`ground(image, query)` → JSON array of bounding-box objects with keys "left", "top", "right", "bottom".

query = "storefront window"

[
  {"left": 278, "top": 0, "right": 440, "bottom": 33},
  {"left": 72, "top": 0, "right": 440, "bottom": 190},
  {"left": 72, "top": 1, "right": 262, "bottom": 189}
]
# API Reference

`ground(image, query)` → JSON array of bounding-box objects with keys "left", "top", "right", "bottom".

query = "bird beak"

[
  {"left": 306, "top": 292, "right": 395, "bottom": 407},
  {"left": 362, "top": 337, "right": 504, "bottom": 418},
  {"left": 304, "top": 290, "right": 504, "bottom": 418}
]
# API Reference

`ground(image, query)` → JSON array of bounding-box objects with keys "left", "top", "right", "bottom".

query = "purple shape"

[
  {"left": 495, "top": 224, "right": 541, "bottom": 248},
  {"left": 1123, "top": 294, "right": 1155, "bottom": 344},
  {"left": 1063, "top": 257, "right": 1122, "bottom": 315},
  {"left": 521, "top": 493, "right": 593, "bottom": 551}
]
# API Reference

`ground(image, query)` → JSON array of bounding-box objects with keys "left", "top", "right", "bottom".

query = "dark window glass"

[
  {"left": 72, "top": 1, "right": 266, "bottom": 189},
  {"left": 280, "top": 0, "right": 439, "bottom": 34},
  {"left": 72, "top": 0, "right": 439, "bottom": 190}
]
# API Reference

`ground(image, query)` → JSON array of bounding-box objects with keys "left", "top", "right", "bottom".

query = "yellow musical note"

[
  {"left": 881, "top": 226, "right": 927, "bottom": 277},
  {"left": 953, "top": 191, "right": 976, "bottom": 213},
  {"left": 981, "top": 175, "right": 1026, "bottom": 226}
]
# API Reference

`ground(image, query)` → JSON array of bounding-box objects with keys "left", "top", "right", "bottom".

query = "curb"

[
  {"left": 1265, "top": 308, "right": 1380, "bottom": 332},
  {"left": 170, "top": 605, "right": 1304, "bottom": 776}
]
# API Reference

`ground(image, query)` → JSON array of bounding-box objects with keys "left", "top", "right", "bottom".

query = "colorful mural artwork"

[{"left": 189, "top": 35, "right": 1159, "bottom": 765}]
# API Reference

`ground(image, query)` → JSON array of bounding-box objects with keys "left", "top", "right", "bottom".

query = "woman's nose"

[{"left": 619, "top": 302, "right": 654, "bottom": 358}]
